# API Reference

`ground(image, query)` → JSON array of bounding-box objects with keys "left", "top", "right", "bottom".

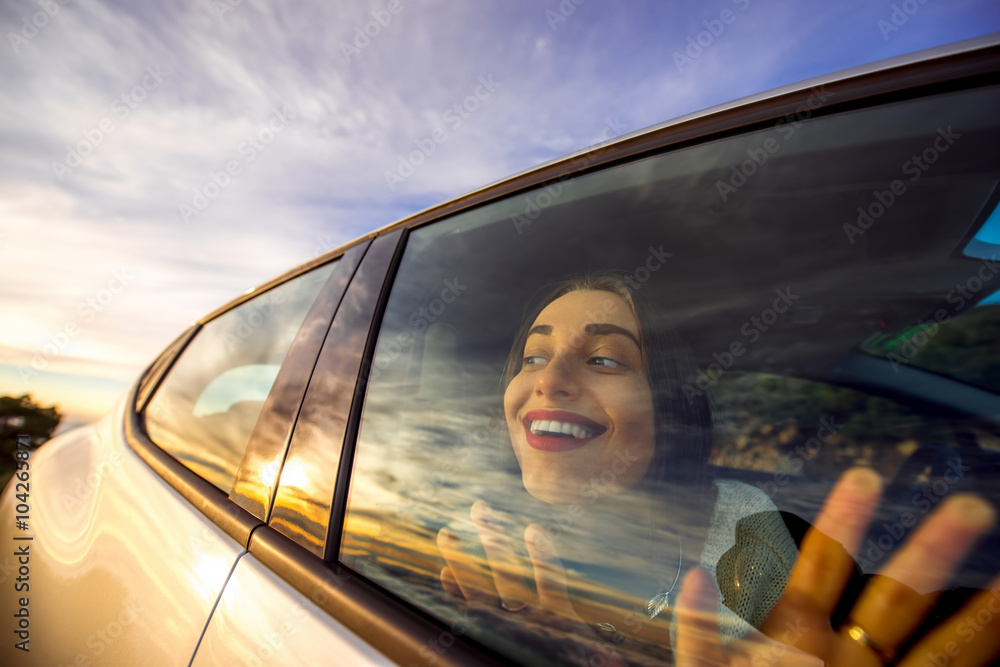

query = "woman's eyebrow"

[
  {"left": 527, "top": 324, "right": 553, "bottom": 338},
  {"left": 526, "top": 323, "right": 640, "bottom": 349},
  {"left": 585, "top": 323, "right": 641, "bottom": 349}
]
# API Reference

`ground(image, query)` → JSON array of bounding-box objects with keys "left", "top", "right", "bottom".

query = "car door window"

[
  {"left": 145, "top": 261, "right": 337, "bottom": 492},
  {"left": 338, "top": 83, "right": 1000, "bottom": 665}
]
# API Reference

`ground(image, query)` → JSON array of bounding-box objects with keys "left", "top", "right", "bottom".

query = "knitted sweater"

[{"left": 655, "top": 479, "right": 799, "bottom": 645}]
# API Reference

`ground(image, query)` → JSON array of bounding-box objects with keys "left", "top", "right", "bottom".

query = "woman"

[{"left": 438, "top": 273, "right": 999, "bottom": 666}]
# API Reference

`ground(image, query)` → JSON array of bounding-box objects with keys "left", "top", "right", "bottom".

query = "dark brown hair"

[{"left": 501, "top": 272, "right": 713, "bottom": 498}]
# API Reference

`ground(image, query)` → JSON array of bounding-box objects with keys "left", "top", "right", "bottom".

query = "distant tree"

[{"left": 1, "top": 395, "right": 62, "bottom": 488}]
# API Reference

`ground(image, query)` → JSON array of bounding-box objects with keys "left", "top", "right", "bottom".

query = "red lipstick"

[{"left": 522, "top": 409, "right": 605, "bottom": 452}]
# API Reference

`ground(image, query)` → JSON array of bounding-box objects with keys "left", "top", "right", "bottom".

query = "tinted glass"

[
  {"left": 341, "top": 85, "right": 1000, "bottom": 665},
  {"left": 146, "top": 262, "right": 337, "bottom": 492}
]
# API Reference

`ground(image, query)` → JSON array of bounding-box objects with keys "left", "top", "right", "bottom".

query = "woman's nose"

[{"left": 534, "top": 355, "right": 580, "bottom": 398}]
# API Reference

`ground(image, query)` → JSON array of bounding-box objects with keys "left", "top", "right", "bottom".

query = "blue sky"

[{"left": 1, "top": 0, "right": 998, "bottom": 427}]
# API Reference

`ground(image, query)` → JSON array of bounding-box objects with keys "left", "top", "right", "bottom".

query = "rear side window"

[
  {"left": 340, "top": 84, "right": 1000, "bottom": 665},
  {"left": 145, "top": 262, "right": 336, "bottom": 492}
]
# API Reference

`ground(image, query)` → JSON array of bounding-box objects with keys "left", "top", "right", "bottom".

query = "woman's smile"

[
  {"left": 522, "top": 408, "right": 607, "bottom": 451},
  {"left": 504, "top": 289, "right": 656, "bottom": 504}
]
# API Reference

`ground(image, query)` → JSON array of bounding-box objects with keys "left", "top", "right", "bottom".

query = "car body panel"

[
  {"left": 0, "top": 394, "right": 245, "bottom": 666},
  {"left": 191, "top": 552, "right": 393, "bottom": 667}
]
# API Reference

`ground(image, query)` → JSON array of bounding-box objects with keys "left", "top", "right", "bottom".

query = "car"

[{"left": 3, "top": 34, "right": 1000, "bottom": 667}]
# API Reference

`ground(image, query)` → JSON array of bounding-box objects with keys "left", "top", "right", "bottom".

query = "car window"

[
  {"left": 339, "top": 84, "right": 1000, "bottom": 665},
  {"left": 145, "top": 261, "right": 337, "bottom": 492}
]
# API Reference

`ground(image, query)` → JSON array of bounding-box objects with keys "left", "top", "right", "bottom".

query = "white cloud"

[{"left": 1, "top": 0, "right": 997, "bottom": 421}]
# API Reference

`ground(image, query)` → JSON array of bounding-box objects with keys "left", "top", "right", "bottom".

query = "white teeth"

[{"left": 529, "top": 419, "right": 596, "bottom": 438}]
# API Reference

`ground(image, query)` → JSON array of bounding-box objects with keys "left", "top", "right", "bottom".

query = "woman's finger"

[
  {"left": 897, "top": 575, "right": 1000, "bottom": 667},
  {"left": 676, "top": 567, "right": 729, "bottom": 667},
  {"left": 760, "top": 468, "right": 882, "bottom": 657},
  {"left": 437, "top": 527, "right": 496, "bottom": 604},
  {"left": 471, "top": 499, "right": 533, "bottom": 610},
  {"left": 836, "top": 494, "right": 995, "bottom": 665},
  {"left": 795, "top": 468, "right": 883, "bottom": 610},
  {"left": 524, "top": 523, "right": 577, "bottom": 617},
  {"left": 440, "top": 566, "right": 463, "bottom": 599}
]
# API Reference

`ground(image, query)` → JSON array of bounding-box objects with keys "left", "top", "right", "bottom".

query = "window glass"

[
  {"left": 146, "top": 262, "right": 337, "bottom": 492},
  {"left": 862, "top": 299, "right": 1000, "bottom": 393},
  {"left": 342, "top": 85, "right": 1000, "bottom": 665}
]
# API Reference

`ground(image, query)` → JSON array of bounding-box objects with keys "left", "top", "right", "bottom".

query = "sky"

[{"left": 1, "top": 0, "right": 998, "bottom": 430}]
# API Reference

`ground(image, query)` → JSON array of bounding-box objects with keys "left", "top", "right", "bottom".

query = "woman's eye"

[
  {"left": 523, "top": 355, "right": 546, "bottom": 366},
  {"left": 588, "top": 356, "right": 624, "bottom": 368}
]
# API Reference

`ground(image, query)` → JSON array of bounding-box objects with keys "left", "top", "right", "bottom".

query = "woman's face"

[{"left": 504, "top": 289, "right": 656, "bottom": 504}]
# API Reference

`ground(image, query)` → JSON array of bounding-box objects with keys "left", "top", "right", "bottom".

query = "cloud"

[{"left": 1, "top": 0, "right": 998, "bottom": 422}]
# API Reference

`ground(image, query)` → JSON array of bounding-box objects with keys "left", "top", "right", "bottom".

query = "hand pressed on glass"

[
  {"left": 438, "top": 500, "right": 630, "bottom": 667},
  {"left": 676, "top": 468, "right": 1000, "bottom": 666}
]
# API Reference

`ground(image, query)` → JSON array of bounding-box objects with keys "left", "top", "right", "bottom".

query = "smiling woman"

[
  {"left": 435, "top": 273, "right": 801, "bottom": 657},
  {"left": 503, "top": 286, "right": 657, "bottom": 501}
]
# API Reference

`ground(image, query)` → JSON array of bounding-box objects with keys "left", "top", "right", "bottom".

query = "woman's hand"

[
  {"left": 676, "top": 468, "right": 1000, "bottom": 667},
  {"left": 437, "top": 499, "right": 627, "bottom": 666}
]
